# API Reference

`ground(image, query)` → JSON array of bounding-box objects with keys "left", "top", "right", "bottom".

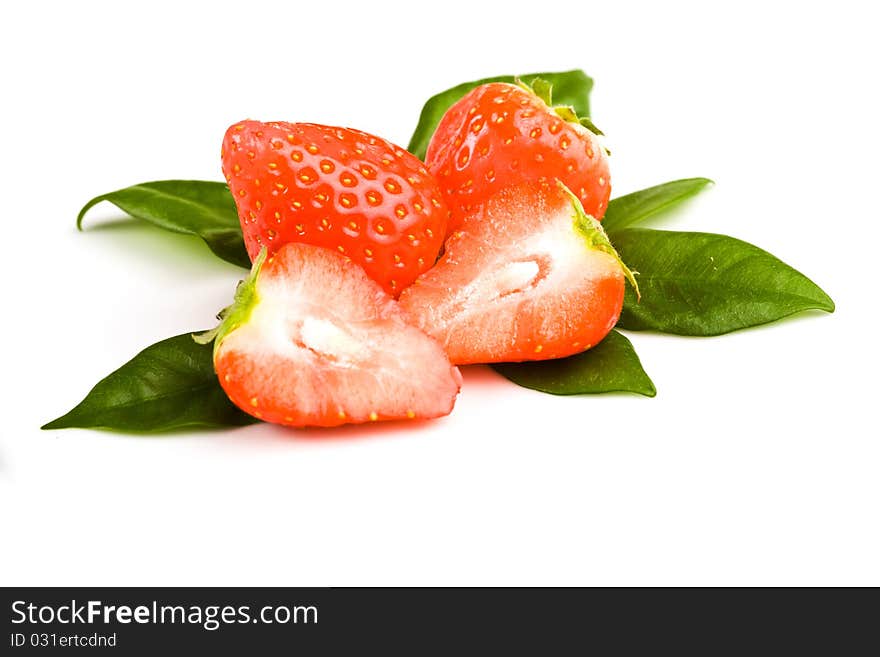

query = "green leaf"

[
  {"left": 613, "top": 229, "right": 835, "bottom": 336},
  {"left": 407, "top": 69, "right": 593, "bottom": 160},
  {"left": 42, "top": 334, "right": 258, "bottom": 432},
  {"left": 492, "top": 331, "right": 656, "bottom": 397},
  {"left": 602, "top": 178, "right": 714, "bottom": 234},
  {"left": 78, "top": 180, "right": 251, "bottom": 269}
]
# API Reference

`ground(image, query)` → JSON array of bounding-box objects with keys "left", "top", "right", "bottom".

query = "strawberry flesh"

[
  {"left": 213, "top": 243, "right": 462, "bottom": 427},
  {"left": 399, "top": 183, "right": 627, "bottom": 365}
]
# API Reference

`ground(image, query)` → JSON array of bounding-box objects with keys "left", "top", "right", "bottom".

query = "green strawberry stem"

[
  {"left": 194, "top": 248, "right": 266, "bottom": 353},
  {"left": 516, "top": 77, "right": 604, "bottom": 136},
  {"left": 559, "top": 182, "right": 640, "bottom": 300},
  {"left": 524, "top": 77, "right": 554, "bottom": 106}
]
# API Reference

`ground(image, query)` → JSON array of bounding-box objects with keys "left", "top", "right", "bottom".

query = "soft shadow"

[
  {"left": 458, "top": 364, "right": 505, "bottom": 387},
  {"left": 731, "top": 308, "right": 837, "bottom": 336},
  {"left": 290, "top": 415, "right": 452, "bottom": 443},
  {"left": 78, "top": 216, "right": 243, "bottom": 275},
  {"left": 48, "top": 413, "right": 455, "bottom": 445},
  {"left": 38, "top": 422, "right": 258, "bottom": 439},
  {"left": 617, "top": 188, "right": 714, "bottom": 232},
  {"left": 619, "top": 307, "right": 835, "bottom": 341},
  {"left": 85, "top": 217, "right": 151, "bottom": 232}
]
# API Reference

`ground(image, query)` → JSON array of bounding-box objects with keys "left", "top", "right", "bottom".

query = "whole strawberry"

[
  {"left": 222, "top": 121, "right": 450, "bottom": 296},
  {"left": 425, "top": 80, "right": 610, "bottom": 232}
]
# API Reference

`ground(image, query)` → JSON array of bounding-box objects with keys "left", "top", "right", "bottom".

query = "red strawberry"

[
  {"left": 199, "top": 243, "right": 462, "bottom": 427},
  {"left": 425, "top": 80, "right": 610, "bottom": 232},
  {"left": 398, "top": 182, "right": 637, "bottom": 365},
  {"left": 222, "top": 120, "right": 450, "bottom": 296}
]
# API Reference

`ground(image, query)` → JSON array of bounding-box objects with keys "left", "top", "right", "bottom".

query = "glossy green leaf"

[
  {"left": 407, "top": 69, "right": 593, "bottom": 160},
  {"left": 78, "top": 180, "right": 250, "bottom": 268},
  {"left": 42, "top": 334, "right": 258, "bottom": 432},
  {"left": 492, "top": 331, "right": 656, "bottom": 397},
  {"left": 602, "top": 178, "right": 714, "bottom": 234},
  {"left": 613, "top": 229, "right": 835, "bottom": 335}
]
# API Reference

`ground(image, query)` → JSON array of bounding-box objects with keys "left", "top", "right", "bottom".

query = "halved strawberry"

[
  {"left": 198, "top": 243, "right": 462, "bottom": 427},
  {"left": 398, "top": 182, "right": 638, "bottom": 365}
]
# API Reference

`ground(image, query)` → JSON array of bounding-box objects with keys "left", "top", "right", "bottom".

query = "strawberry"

[
  {"left": 398, "top": 182, "right": 637, "bottom": 365},
  {"left": 222, "top": 120, "right": 450, "bottom": 296},
  {"left": 198, "top": 243, "right": 462, "bottom": 427},
  {"left": 425, "top": 80, "right": 610, "bottom": 232}
]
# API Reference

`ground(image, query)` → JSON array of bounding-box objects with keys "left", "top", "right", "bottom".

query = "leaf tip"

[
  {"left": 41, "top": 416, "right": 67, "bottom": 431},
  {"left": 801, "top": 274, "right": 835, "bottom": 314},
  {"left": 808, "top": 279, "right": 835, "bottom": 313},
  {"left": 76, "top": 194, "right": 105, "bottom": 231}
]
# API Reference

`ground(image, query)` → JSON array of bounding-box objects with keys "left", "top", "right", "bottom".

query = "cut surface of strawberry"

[
  {"left": 399, "top": 182, "right": 636, "bottom": 365},
  {"left": 200, "top": 243, "right": 462, "bottom": 427}
]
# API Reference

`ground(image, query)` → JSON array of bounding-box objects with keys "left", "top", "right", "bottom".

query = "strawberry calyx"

[
  {"left": 516, "top": 77, "right": 605, "bottom": 136},
  {"left": 193, "top": 248, "right": 266, "bottom": 353},
  {"left": 559, "top": 182, "right": 640, "bottom": 299}
]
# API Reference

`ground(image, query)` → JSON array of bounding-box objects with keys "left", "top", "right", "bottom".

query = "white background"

[{"left": 1, "top": 1, "right": 877, "bottom": 586}]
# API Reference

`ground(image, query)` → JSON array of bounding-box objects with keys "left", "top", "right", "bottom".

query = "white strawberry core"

[
  {"left": 299, "top": 317, "right": 367, "bottom": 364},
  {"left": 473, "top": 260, "right": 541, "bottom": 300},
  {"left": 244, "top": 295, "right": 370, "bottom": 366},
  {"left": 445, "top": 208, "right": 610, "bottom": 313}
]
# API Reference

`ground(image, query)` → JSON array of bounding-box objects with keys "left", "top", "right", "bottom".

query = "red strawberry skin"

[
  {"left": 211, "top": 243, "right": 462, "bottom": 428},
  {"left": 425, "top": 82, "right": 610, "bottom": 232},
  {"left": 222, "top": 121, "right": 450, "bottom": 296},
  {"left": 399, "top": 183, "right": 627, "bottom": 365}
]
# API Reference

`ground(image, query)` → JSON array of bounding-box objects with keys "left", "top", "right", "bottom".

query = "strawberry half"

[
  {"left": 222, "top": 120, "right": 450, "bottom": 296},
  {"left": 399, "top": 182, "right": 638, "bottom": 365},
  {"left": 425, "top": 80, "right": 610, "bottom": 233},
  {"left": 198, "top": 243, "right": 462, "bottom": 427}
]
